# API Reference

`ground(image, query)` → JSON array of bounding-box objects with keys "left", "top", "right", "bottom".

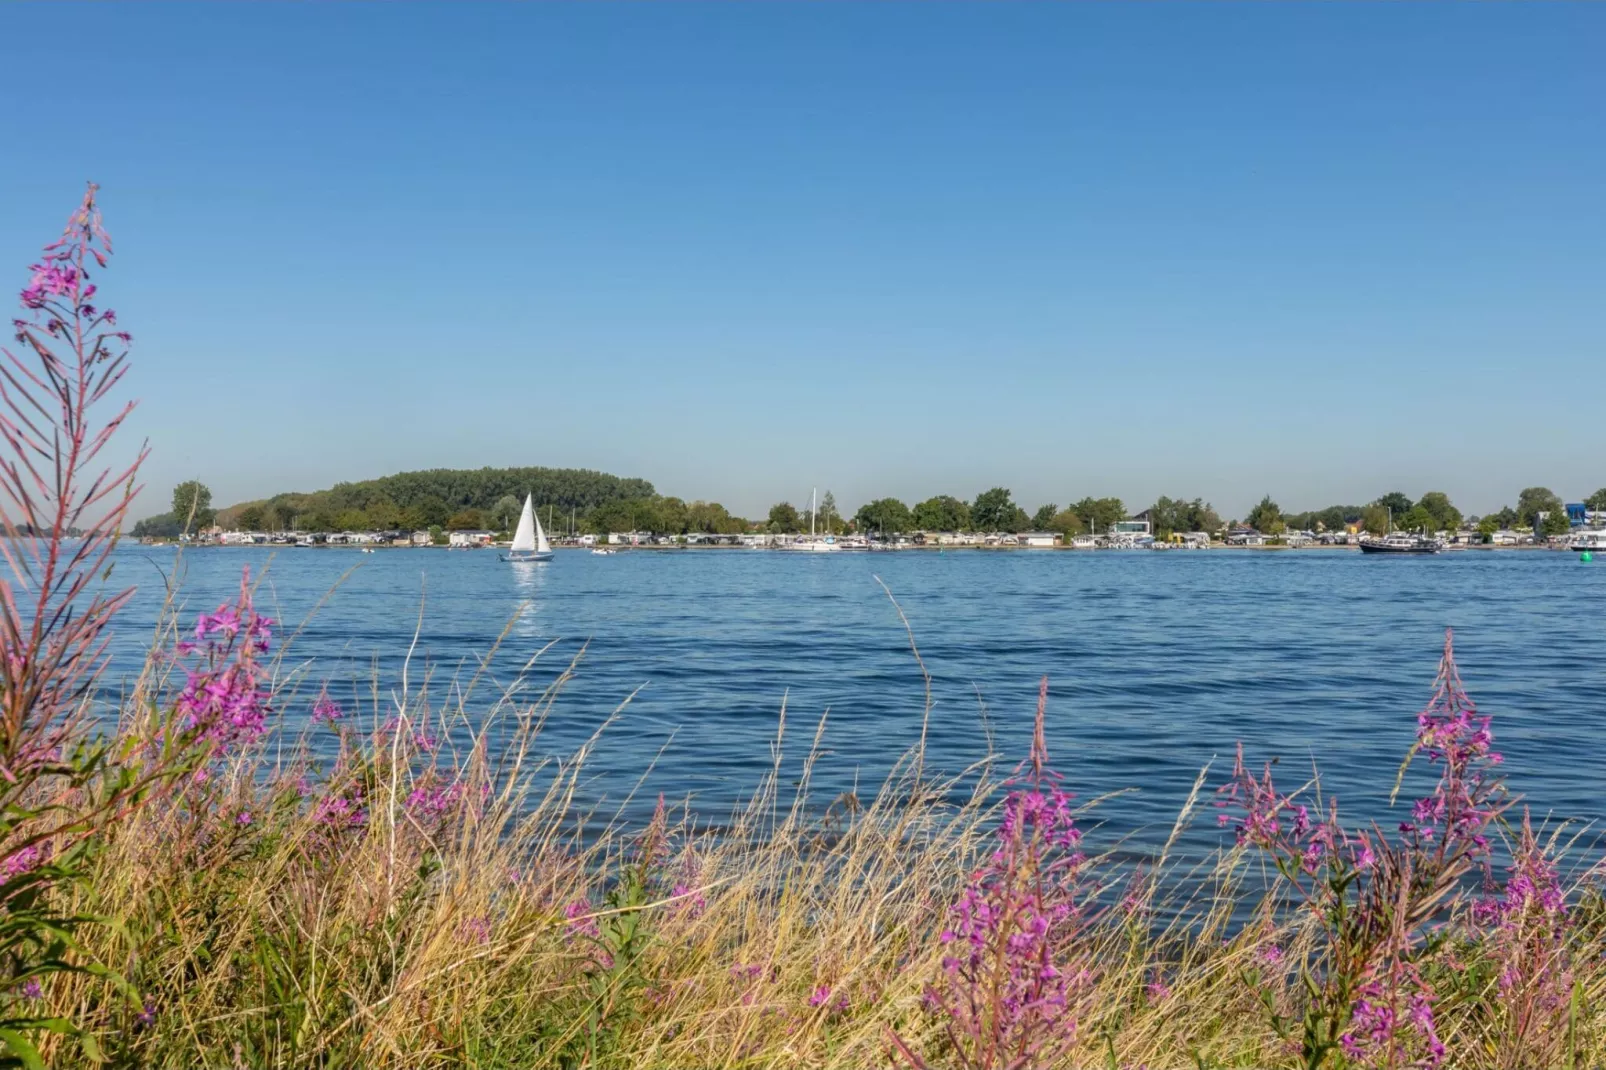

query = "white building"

[{"left": 1017, "top": 532, "right": 1060, "bottom": 548}]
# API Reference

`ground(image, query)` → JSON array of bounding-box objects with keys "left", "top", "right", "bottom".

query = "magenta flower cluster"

[
  {"left": 1338, "top": 966, "right": 1446, "bottom": 1068},
  {"left": 917, "top": 678, "right": 1091, "bottom": 1070},
  {"left": 311, "top": 690, "right": 342, "bottom": 726},
  {"left": 1398, "top": 640, "right": 1502, "bottom": 855},
  {"left": 0, "top": 844, "right": 42, "bottom": 882},
  {"left": 405, "top": 781, "right": 467, "bottom": 821},
  {"left": 174, "top": 569, "right": 273, "bottom": 746}
]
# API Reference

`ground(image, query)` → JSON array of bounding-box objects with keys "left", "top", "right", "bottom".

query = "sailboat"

[
  {"left": 782, "top": 488, "right": 840, "bottom": 552},
  {"left": 502, "top": 494, "right": 553, "bottom": 562}
]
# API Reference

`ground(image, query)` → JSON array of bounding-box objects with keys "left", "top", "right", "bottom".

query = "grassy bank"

[{"left": 12, "top": 616, "right": 1606, "bottom": 1070}]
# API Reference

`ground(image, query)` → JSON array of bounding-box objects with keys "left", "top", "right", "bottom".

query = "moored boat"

[
  {"left": 1569, "top": 530, "right": 1606, "bottom": 553},
  {"left": 1358, "top": 533, "right": 1442, "bottom": 554}
]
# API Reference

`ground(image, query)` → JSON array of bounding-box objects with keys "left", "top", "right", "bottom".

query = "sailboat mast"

[{"left": 811, "top": 488, "right": 816, "bottom": 538}]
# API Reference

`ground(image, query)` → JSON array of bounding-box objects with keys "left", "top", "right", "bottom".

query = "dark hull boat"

[{"left": 1359, "top": 535, "right": 1442, "bottom": 554}]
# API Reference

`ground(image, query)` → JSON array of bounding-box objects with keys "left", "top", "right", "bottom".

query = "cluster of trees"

[
  {"left": 767, "top": 491, "right": 848, "bottom": 535},
  {"left": 130, "top": 481, "right": 217, "bottom": 539},
  {"left": 1246, "top": 487, "right": 1600, "bottom": 539},
  {"left": 131, "top": 468, "right": 761, "bottom": 539},
  {"left": 1244, "top": 491, "right": 1463, "bottom": 537},
  {"left": 838, "top": 489, "right": 1136, "bottom": 537},
  {"left": 1477, "top": 487, "right": 1574, "bottom": 538}
]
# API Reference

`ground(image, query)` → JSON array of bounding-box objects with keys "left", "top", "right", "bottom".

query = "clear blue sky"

[{"left": 2, "top": 4, "right": 1601, "bottom": 522}]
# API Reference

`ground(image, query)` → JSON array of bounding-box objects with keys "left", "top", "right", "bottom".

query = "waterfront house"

[
  {"left": 411, "top": 530, "right": 433, "bottom": 547},
  {"left": 448, "top": 530, "right": 495, "bottom": 548},
  {"left": 1017, "top": 532, "right": 1060, "bottom": 548},
  {"left": 1111, "top": 516, "right": 1152, "bottom": 537}
]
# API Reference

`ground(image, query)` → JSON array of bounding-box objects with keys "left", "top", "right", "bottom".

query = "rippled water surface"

[{"left": 106, "top": 546, "right": 1606, "bottom": 852}]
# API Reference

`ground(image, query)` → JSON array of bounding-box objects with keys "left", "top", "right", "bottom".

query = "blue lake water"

[{"left": 105, "top": 545, "right": 1606, "bottom": 855}]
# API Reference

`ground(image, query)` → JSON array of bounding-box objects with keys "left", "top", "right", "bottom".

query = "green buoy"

[{"left": 1584, "top": 551, "right": 1594, "bottom": 563}]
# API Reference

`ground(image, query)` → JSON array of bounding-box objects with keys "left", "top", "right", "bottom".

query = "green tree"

[
  {"left": 1477, "top": 515, "right": 1499, "bottom": 542},
  {"left": 1047, "top": 509, "right": 1085, "bottom": 539},
  {"left": 855, "top": 498, "right": 913, "bottom": 535},
  {"left": 446, "top": 508, "right": 485, "bottom": 530},
  {"left": 912, "top": 495, "right": 972, "bottom": 532},
  {"left": 1377, "top": 491, "right": 1414, "bottom": 516},
  {"left": 1069, "top": 497, "right": 1126, "bottom": 535},
  {"left": 172, "top": 480, "right": 215, "bottom": 532},
  {"left": 235, "top": 504, "right": 266, "bottom": 531},
  {"left": 489, "top": 495, "right": 521, "bottom": 531},
  {"left": 1030, "top": 504, "right": 1058, "bottom": 531},
  {"left": 767, "top": 502, "right": 801, "bottom": 534},
  {"left": 971, "top": 488, "right": 1019, "bottom": 532},
  {"left": 686, "top": 500, "right": 732, "bottom": 534},
  {"left": 817, "top": 491, "right": 842, "bottom": 535},
  {"left": 1488, "top": 506, "right": 1519, "bottom": 529},
  {"left": 1398, "top": 505, "right": 1435, "bottom": 533},
  {"left": 1543, "top": 504, "right": 1573, "bottom": 538},
  {"left": 1586, "top": 489, "right": 1606, "bottom": 512},
  {"left": 1361, "top": 504, "right": 1391, "bottom": 535},
  {"left": 1416, "top": 491, "right": 1461, "bottom": 533},
  {"left": 1246, "top": 496, "right": 1282, "bottom": 533},
  {"left": 1516, "top": 487, "right": 1564, "bottom": 529},
  {"left": 130, "top": 513, "right": 181, "bottom": 539},
  {"left": 429, "top": 524, "right": 445, "bottom": 546}
]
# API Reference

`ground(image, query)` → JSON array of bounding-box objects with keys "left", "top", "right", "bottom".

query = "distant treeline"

[
  {"left": 132, "top": 467, "right": 661, "bottom": 538},
  {"left": 131, "top": 474, "right": 1606, "bottom": 540}
]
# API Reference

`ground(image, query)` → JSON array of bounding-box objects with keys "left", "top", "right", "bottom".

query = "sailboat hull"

[{"left": 501, "top": 551, "right": 553, "bottom": 562}]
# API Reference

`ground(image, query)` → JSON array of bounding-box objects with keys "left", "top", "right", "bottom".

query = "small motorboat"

[{"left": 592, "top": 547, "right": 615, "bottom": 555}]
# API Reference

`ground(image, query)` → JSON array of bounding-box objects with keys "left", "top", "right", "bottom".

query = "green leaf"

[{"left": 0, "top": 1030, "right": 45, "bottom": 1070}]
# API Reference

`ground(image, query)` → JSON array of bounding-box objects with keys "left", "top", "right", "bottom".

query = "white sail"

[
  {"left": 534, "top": 507, "right": 551, "bottom": 555},
  {"left": 511, "top": 494, "right": 537, "bottom": 553}
]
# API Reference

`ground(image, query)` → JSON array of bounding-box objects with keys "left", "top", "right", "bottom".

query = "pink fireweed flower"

[
  {"left": 922, "top": 678, "right": 1092, "bottom": 1068},
  {"left": 315, "top": 792, "right": 366, "bottom": 829},
  {"left": 1145, "top": 975, "right": 1173, "bottom": 1002},
  {"left": 1258, "top": 943, "right": 1285, "bottom": 967},
  {"left": 173, "top": 569, "right": 273, "bottom": 747},
  {"left": 562, "top": 898, "right": 613, "bottom": 969},
  {"left": 670, "top": 853, "right": 707, "bottom": 918},
  {"left": 1400, "top": 631, "right": 1504, "bottom": 859},
  {"left": 1472, "top": 813, "right": 1573, "bottom": 1025},
  {"left": 16, "top": 979, "right": 41, "bottom": 1000},
  {"left": 405, "top": 781, "right": 466, "bottom": 822},
  {"left": 236, "top": 811, "right": 252, "bottom": 827},
  {"left": 311, "top": 690, "right": 342, "bottom": 725},
  {"left": 563, "top": 898, "right": 600, "bottom": 940},
  {"left": 1337, "top": 965, "right": 1445, "bottom": 1069},
  {"left": 0, "top": 844, "right": 42, "bottom": 881}
]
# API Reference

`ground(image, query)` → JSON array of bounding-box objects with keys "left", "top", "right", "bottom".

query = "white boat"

[
  {"left": 782, "top": 488, "right": 841, "bottom": 552},
  {"left": 1569, "top": 530, "right": 1606, "bottom": 552},
  {"left": 502, "top": 494, "right": 553, "bottom": 562},
  {"left": 592, "top": 547, "right": 615, "bottom": 556}
]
